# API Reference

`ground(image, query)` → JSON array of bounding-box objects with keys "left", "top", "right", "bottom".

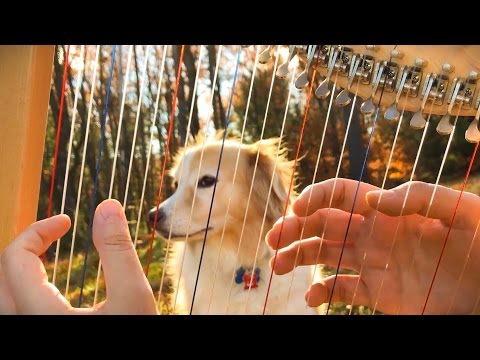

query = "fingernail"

[{"left": 99, "top": 199, "right": 124, "bottom": 220}]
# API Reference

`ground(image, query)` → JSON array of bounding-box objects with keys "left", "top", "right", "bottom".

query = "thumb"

[{"left": 93, "top": 199, "right": 156, "bottom": 313}]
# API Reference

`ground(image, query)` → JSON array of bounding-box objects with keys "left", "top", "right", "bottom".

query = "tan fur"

[{"left": 153, "top": 136, "right": 320, "bottom": 315}]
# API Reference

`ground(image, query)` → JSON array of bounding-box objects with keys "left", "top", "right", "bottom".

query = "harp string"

[
  {"left": 171, "top": 46, "right": 223, "bottom": 314},
  {"left": 223, "top": 46, "right": 280, "bottom": 314},
  {"left": 395, "top": 115, "right": 459, "bottom": 314},
  {"left": 450, "top": 106, "right": 480, "bottom": 314},
  {"left": 44, "top": 45, "right": 71, "bottom": 264},
  {"left": 136, "top": 46, "right": 168, "bottom": 252},
  {"left": 325, "top": 48, "right": 397, "bottom": 315},
  {"left": 371, "top": 72, "right": 461, "bottom": 314},
  {"left": 422, "top": 141, "right": 479, "bottom": 314},
  {"left": 286, "top": 55, "right": 356, "bottom": 311},
  {"left": 449, "top": 215, "right": 480, "bottom": 313},
  {"left": 356, "top": 75, "right": 437, "bottom": 313},
  {"left": 371, "top": 115, "right": 431, "bottom": 314},
  {"left": 78, "top": 45, "right": 117, "bottom": 307},
  {"left": 348, "top": 75, "right": 412, "bottom": 315},
  {"left": 190, "top": 46, "right": 243, "bottom": 315},
  {"left": 243, "top": 62, "right": 298, "bottom": 314},
  {"left": 93, "top": 45, "right": 149, "bottom": 305},
  {"left": 65, "top": 45, "right": 100, "bottom": 299},
  {"left": 285, "top": 78, "right": 338, "bottom": 309},
  {"left": 207, "top": 46, "right": 260, "bottom": 314},
  {"left": 263, "top": 46, "right": 320, "bottom": 315},
  {"left": 145, "top": 45, "right": 185, "bottom": 277},
  {"left": 52, "top": 45, "right": 84, "bottom": 285},
  {"left": 155, "top": 45, "right": 202, "bottom": 307}
]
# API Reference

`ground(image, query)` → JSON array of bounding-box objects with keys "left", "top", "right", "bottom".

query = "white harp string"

[
  {"left": 134, "top": 45, "right": 168, "bottom": 251},
  {"left": 224, "top": 46, "right": 279, "bottom": 314},
  {"left": 285, "top": 56, "right": 351, "bottom": 310},
  {"left": 449, "top": 217, "right": 480, "bottom": 314},
  {"left": 244, "top": 61, "right": 298, "bottom": 314},
  {"left": 395, "top": 106, "right": 464, "bottom": 314},
  {"left": 156, "top": 45, "right": 204, "bottom": 306},
  {"left": 64, "top": 45, "right": 101, "bottom": 299},
  {"left": 207, "top": 46, "right": 260, "bottom": 313},
  {"left": 93, "top": 45, "right": 145, "bottom": 305},
  {"left": 171, "top": 46, "right": 223, "bottom": 314},
  {"left": 302, "top": 58, "right": 358, "bottom": 315},
  {"left": 348, "top": 75, "right": 412, "bottom": 314},
  {"left": 371, "top": 117, "right": 431, "bottom": 314},
  {"left": 52, "top": 45, "right": 85, "bottom": 285}
]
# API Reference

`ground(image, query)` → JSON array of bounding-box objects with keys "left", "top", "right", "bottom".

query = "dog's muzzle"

[{"left": 148, "top": 208, "right": 166, "bottom": 231}]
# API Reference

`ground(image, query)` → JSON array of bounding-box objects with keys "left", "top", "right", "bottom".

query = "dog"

[{"left": 149, "top": 135, "right": 320, "bottom": 315}]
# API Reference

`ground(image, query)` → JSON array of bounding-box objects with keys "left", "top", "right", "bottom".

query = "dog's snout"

[{"left": 149, "top": 208, "right": 166, "bottom": 226}]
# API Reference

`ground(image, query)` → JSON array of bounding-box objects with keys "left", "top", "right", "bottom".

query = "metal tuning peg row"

[
  {"left": 276, "top": 45, "right": 297, "bottom": 79},
  {"left": 259, "top": 45, "right": 273, "bottom": 64},
  {"left": 466, "top": 96, "right": 480, "bottom": 143},
  {"left": 315, "top": 48, "right": 340, "bottom": 99},
  {"left": 335, "top": 55, "right": 362, "bottom": 107},
  {"left": 295, "top": 45, "right": 318, "bottom": 89}
]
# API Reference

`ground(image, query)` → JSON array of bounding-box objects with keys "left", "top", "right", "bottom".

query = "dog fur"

[{"left": 150, "top": 135, "right": 320, "bottom": 315}]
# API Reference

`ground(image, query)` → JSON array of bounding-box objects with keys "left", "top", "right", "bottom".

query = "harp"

[{"left": 1, "top": 44, "right": 480, "bottom": 315}]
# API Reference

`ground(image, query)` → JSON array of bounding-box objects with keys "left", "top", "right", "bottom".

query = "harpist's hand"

[
  {"left": 0, "top": 200, "right": 157, "bottom": 315},
  {"left": 266, "top": 178, "right": 480, "bottom": 314}
]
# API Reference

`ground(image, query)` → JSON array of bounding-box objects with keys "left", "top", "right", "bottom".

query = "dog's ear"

[
  {"left": 169, "top": 147, "right": 187, "bottom": 179},
  {"left": 247, "top": 138, "right": 296, "bottom": 222}
]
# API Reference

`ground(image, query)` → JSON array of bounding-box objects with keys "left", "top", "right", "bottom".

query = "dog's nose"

[{"left": 149, "top": 208, "right": 166, "bottom": 226}]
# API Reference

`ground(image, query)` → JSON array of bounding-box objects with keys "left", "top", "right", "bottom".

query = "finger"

[
  {"left": 1, "top": 215, "right": 73, "bottom": 314},
  {"left": 270, "top": 237, "right": 358, "bottom": 275},
  {"left": 293, "top": 178, "right": 379, "bottom": 217},
  {"left": 266, "top": 209, "right": 363, "bottom": 250},
  {"left": 305, "top": 275, "right": 370, "bottom": 308},
  {"left": 0, "top": 261, "right": 16, "bottom": 314},
  {"left": 93, "top": 199, "right": 156, "bottom": 314},
  {"left": 366, "top": 181, "right": 480, "bottom": 227}
]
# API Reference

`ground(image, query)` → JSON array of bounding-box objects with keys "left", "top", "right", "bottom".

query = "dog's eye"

[
  {"left": 174, "top": 181, "right": 178, "bottom": 190},
  {"left": 198, "top": 175, "right": 217, "bottom": 188}
]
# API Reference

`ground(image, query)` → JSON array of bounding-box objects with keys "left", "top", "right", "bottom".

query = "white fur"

[{"left": 152, "top": 138, "right": 320, "bottom": 315}]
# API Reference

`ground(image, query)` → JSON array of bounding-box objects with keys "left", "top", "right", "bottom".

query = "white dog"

[{"left": 149, "top": 136, "right": 320, "bottom": 315}]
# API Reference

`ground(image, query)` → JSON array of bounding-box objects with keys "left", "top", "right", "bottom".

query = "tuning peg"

[
  {"left": 335, "top": 89, "right": 351, "bottom": 107},
  {"left": 335, "top": 56, "right": 361, "bottom": 107},
  {"left": 315, "top": 49, "right": 340, "bottom": 99},
  {"left": 414, "top": 57, "right": 428, "bottom": 68},
  {"left": 365, "top": 45, "right": 380, "bottom": 52},
  {"left": 360, "top": 63, "right": 385, "bottom": 115},
  {"left": 295, "top": 45, "right": 317, "bottom": 89},
  {"left": 390, "top": 49, "right": 404, "bottom": 59},
  {"left": 442, "top": 63, "right": 455, "bottom": 73},
  {"left": 384, "top": 70, "right": 409, "bottom": 121},
  {"left": 466, "top": 115, "right": 480, "bottom": 143},
  {"left": 360, "top": 97, "right": 376, "bottom": 115},
  {"left": 410, "top": 76, "right": 436, "bottom": 129},
  {"left": 410, "top": 110, "right": 427, "bottom": 129},
  {"left": 384, "top": 103, "right": 400, "bottom": 121},
  {"left": 259, "top": 46, "right": 272, "bottom": 64},
  {"left": 436, "top": 113, "right": 454, "bottom": 135},
  {"left": 276, "top": 45, "right": 296, "bottom": 79}
]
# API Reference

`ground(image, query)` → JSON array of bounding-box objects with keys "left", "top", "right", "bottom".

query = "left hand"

[{"left": 0, "top": 199, "right": 158, "bottom": 315}]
